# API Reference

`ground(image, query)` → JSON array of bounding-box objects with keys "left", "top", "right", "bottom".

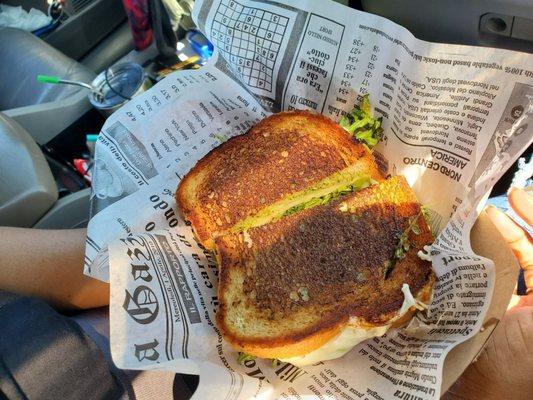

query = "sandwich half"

[
  {"left": 214, "top": 176, "right": 435, "bottom": 366},
  {"left": 176, "top": 110, "right": 383, "bottom": 250}
]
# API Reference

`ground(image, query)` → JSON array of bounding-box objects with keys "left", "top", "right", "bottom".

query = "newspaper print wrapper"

[{"left": 86, "top": 0, "right": 533, "bottom": 398}]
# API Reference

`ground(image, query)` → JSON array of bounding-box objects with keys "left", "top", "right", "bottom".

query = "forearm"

[{"left": 0, "top": 227, "right": 109, "bottom": 310}]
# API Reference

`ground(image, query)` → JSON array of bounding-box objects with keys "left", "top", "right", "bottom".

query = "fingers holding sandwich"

[{"left": 486, "top": 189, "right": 533, "bottom": 294}]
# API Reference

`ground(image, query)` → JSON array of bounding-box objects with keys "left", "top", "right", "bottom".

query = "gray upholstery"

[
  {"left": 0, "top": 27, "right": 96, "bottom": 144},
  {"left": 34, "top": 188, "right": 91, "bottom": 229},
  {"left": 0, "top": 27, "right": 95, "bottom": 111},
  {"left": 0, "top": 113, "right": 58, "bottom": 227}
]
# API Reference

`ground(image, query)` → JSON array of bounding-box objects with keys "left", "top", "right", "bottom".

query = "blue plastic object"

[
  {"left": 32, "top": 21, "right": 59, "bottom": 37},
  {"left": 186, "top": 30, "right": 214, "bottom": 62}
]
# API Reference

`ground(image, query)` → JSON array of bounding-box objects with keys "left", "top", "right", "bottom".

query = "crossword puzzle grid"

[{"left": 211, "top": 0, "right": 289, "bottom": 92}]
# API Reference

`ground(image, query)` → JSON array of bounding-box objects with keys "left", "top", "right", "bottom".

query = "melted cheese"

[
  {"left": 417, "top": 245, "right": 432, "bottom": 262},
  {"left": 242, "top": 231, "right": 253, "bottom": 248},
  {"left": 230, "top": 166, "right": 372, "bottom": 233},
  {"left": 279, "top": 284, "right": 428, "bottom": 366}
]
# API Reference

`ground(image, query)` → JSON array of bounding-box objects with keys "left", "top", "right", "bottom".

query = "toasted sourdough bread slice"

[
  {"left": 215, "top": 176, "right": 435, "bottom": 360},
  {"left": 176, "top": 111, "right": 382, "bottom": 250}
]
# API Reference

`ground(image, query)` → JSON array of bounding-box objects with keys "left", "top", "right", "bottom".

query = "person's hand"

[{"left": 444, "top": 187, "right": 533, "bottom": 400}]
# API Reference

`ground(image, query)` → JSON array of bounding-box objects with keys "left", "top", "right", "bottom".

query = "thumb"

[{"left": 485, "top": 204, "right": 533, "bottom": 293}]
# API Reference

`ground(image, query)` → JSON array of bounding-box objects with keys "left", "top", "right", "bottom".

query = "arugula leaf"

[
  {"left": 213, "top": 133, "right": 228, "bottom": 143},
  {"left": 385, "top": 211, "right": 423, "bottom": 279},
  {"left": 421, "top": 205, "right": 440, "bottom": 238},
  {"left": 282, "top": 176, "right": 372, "bottom": 217},
  {"left": 237, "top": 352, "right": 256, "bottom": 364},
  {"left": 339, "top": 94, "right": 383, "bottom": 149}
]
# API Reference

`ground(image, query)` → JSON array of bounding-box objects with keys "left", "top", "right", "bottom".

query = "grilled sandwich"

[
  {"left": 215, "top": 177, "right": 434, "bottom": 365},
  {"left": 176, "top": 104, "right": 434, "bottom": 366}
]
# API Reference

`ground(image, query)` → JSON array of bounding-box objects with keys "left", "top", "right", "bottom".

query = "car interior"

[
  {"left": 1, "top": 0, "right": 531, "bottom": 231},
  {"left": 0, "top": 0, "right": 531, "bottom": 399}
]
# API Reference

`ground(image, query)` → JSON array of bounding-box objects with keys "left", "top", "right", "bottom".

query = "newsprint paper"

[{"left": 84, "top": 0, "right": 533, "bottom": 399}]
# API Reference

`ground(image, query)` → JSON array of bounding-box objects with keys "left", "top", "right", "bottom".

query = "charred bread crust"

[
  {"left": 215, "top": 177, "right": 435, "bottom": 359},
  {"left": 176, "top": 111, "right": 382, "bottom": 249}
]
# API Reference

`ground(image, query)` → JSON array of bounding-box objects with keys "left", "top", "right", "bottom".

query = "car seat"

[
  {"left": 0, "top": 112, "right": 90, "bottom": 228},
  {"left": 0, "top": 27, "right": 96, "bottom": 144}
]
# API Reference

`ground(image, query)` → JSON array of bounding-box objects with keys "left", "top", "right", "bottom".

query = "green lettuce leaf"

[
  {"left": 237, "top": 352, "right": 256, "bottom": 364},
  {"left": 339, "top": 94, "right": 383, "bottom": 149},
  {"left": 281, "top": 175, "right": 372, "bottom": 217}
]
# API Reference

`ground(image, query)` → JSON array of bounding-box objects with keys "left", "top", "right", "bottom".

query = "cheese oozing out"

[
  {"left": 417, "top": 245, "right": 432, "bottom": 262},
  {"left": 279, "top": 284, "right": 429, "bottom": 366}
]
